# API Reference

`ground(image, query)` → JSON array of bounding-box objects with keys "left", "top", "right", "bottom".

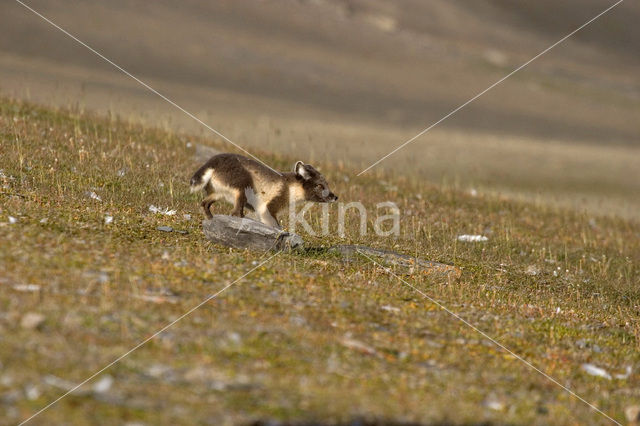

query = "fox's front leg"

[
  {"left": 259, "top": 202, "right": 281, "bottom": 229},
  {"left": 201, "top": 193, "right": 223, "bottom": 218}
]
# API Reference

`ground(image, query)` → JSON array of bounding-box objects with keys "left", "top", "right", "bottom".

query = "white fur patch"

[
  {"left": 209, "top": 176, "right": 238, "bottom": 205},
  {"left": 244, "top": 186, "right": 259, "bottom": 210},
  {"left": 288, "top": 181, "right": 306, "bottom": 203},
  {"left": 191, "top": 168, "right": 214, "bottom": 193}
]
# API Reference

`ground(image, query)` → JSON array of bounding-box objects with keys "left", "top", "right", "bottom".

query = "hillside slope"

[{"left": 1, "top": 99, "right": 639, "bottom": 425}]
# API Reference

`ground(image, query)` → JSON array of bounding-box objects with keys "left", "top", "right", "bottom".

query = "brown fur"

[{"left": 190, "top": 154, "right": 337, "bottom": 227}]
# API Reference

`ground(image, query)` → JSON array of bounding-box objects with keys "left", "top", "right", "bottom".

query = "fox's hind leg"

[{"left": 231, "top": 191, "right": 247, "bottom": 218}]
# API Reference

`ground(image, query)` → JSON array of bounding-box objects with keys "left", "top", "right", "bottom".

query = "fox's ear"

[{"left": 294, "top": 161, "right": 311, "bottom": 180}]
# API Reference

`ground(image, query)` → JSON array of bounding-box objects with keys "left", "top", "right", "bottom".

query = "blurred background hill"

[{"left": 1, "top": 0, "right": 639, "bottom": 218}]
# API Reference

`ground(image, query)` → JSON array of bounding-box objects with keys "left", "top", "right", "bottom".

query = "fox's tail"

[{"left": 190, "top": 166, "right": 214, "bottom": 193}]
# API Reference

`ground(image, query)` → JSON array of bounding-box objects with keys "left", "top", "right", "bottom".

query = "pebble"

[
  {"left": 340, "top": 337, "right": 377, "bottom": 356},
  {"left": 227, "top": 332, "right": 242, "bottom": 345},
  {"left": 576, "top": 339, "right": 589, "bottom": 349},
  {"left": 525, "top": 265, "right": 539, "bottom": 276},
  {"left": 0, "top": 374, "right": 13, "bottom": 386},
  {"left": 581, "top": 363, "right": 611, "bottom": 380},
  {"left": 146, "top": 364, "right": 172, "bottom": 379},
  {"left": 24, "top": 384, "right": 40, "bottom": 400},
  {"left": 457, "top": 234, "right": 488, "bottom": 242},
  {"left": 86, "top": 191, "right": 102, "bottom": 202},
  {"left": 149, "top": 205, "right": 176, "bottom": 216},
  {"left": 92, "top": 375, "right": 113, "bottom": 393},
  {"left": 21, "top": 313, "right": 45, "bottom": 330},
  {"left": 157, "top": 226, "right": 173, "bottom": 232},
  {"left": 12, "top": 284, "right": 41, "bottom": 292},
  {"left": 483, "top": 394, "right": 505, "bottom": 411}
]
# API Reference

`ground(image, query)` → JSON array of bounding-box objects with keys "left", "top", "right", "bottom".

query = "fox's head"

[{"left": 294, "top": 161, "right": 338, "bottom": 203}]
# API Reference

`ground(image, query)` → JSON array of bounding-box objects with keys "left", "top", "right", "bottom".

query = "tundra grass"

[{"left": 0, "top": 98, "right": 639, "bottom": 425}]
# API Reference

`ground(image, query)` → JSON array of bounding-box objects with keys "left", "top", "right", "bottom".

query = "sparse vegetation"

[{"left": 1, "top": 98, "right": 639, "bottom": 425}]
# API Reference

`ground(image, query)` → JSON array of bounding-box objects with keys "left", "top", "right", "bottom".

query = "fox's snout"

[
  {"left": 319, "top": 188, "right": 338, "bottom": 203},
  {"left": 190, "top": 168, "right": 214, "bottom": 193},
  {"left": 189, "top": 176, "right": 199, "bottom": 193}
]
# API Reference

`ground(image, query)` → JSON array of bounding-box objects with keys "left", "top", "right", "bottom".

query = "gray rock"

[
  {"left": 202, "top": 215, "right": 303, "bottom": 251},
  {"left": 193, "top": 144, "right": 221, "bottom": 163},
  {"left": 157, "top": 226, "right": 173, "bottom": 232},
  {"left": 329, "top": 245, "right": 461, "bottom": 278},
  {"left": 200, "top": 216, "right": 461, "bottom": 278}
]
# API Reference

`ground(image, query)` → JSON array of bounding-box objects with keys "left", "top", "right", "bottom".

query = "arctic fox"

[{"left": 190, "top": 153, "right": 337, "bottom": 228}]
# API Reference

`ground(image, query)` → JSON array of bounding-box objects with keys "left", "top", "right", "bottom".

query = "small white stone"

[
  {"left": 525, "top": 265, "right": 539, "bottom": 276},
  {"left": 0, "top": 374, "right": 14, "bottom": 386},
  {"left": 104, "top": 215, "right": 113, "bottom": 225},
  {"left": 483, "top": 394, "right": 505, "bottom": 411},
  {"left": 484, "top": 49, "right": 508, "bottom": 67},
  {"left": 149, "top": 205, "right": 176, "bottom": 216},
  {"left": 581, "top": 363, "right": 612, "bottom": 380},
  {"left": 457, "top": 234, "right": 488, "bottom": 242},
  {"left": 146, "top": 364, "right": 171, "bottom": 378},
  {"left": 25, "top": 384, "right": 41, "bottom": 400},
  {"left": 87, "top": 191, "right": 102, "bottom": 202},
  {"left": 8, "top": 216, "right": 17, "bottom": 224},
  {"left": 13, "top": 284, "right": 40, "bottom": 292},
  {"left": 21, "top": 313, "right": 45, "bottom": 330},
  {"left": 92, "top": 375, "right": 113, "bottom": 393},
  {"left": 614, "top": 366, "right": 632, "bottom": 380}
]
